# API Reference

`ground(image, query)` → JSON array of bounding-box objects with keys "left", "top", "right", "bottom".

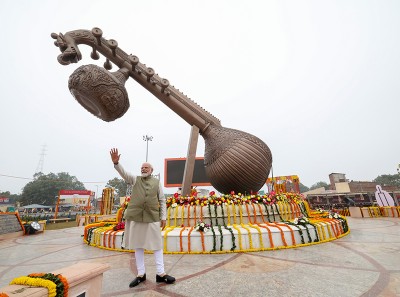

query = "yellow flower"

[{"left": 10, "top": 277, "right": 57, "bottom": 297}]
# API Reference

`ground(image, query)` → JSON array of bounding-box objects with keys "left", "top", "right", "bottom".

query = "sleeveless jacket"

[{"left": 124, "top": 176, "right": 160, "bottom": 222}]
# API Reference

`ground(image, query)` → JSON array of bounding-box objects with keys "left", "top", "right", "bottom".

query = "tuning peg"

[
  {"left": 160, "top": 78, "right": 169, "bottom": 93},
  {"left": 129, "top": 55, "right": 139, "bottom": 71},
  {"left": 91, "top": 47, "right": 100, "bottom": 60},
  {"left": 145, "top": 68, "right": 155, "bottom": 82},
  {"left": 108, "top": 39, "right": 118, "bottom": 56},
  {"left": 92, "top": 27, "right": 103, "bottom": 45},
  {"left": 104, "top": 58, "right": 112, "bottom": 70}
]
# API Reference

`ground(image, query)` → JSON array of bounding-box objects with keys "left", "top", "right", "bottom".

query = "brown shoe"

[
  {"left": 156, "top": 274, "right": 175, "bottom": 284},
  {"left": 129, "top": 274, "right": 146, "bottom": 287}
]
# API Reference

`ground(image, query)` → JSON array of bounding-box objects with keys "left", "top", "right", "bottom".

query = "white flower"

[
  {"left": 293, "top": 218, "right": 299, "bottom": 224},
  {"left": 171, "top": 203, "right": 177, "bottom": 208}
]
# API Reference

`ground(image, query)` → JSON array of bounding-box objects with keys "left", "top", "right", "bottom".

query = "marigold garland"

[
  {"left": 200, "top": 204, "right": 204, "bottom": 220},
  {"left": 249, "top": 223, "right": 264, "bottom": 249},
  {"left": 286, "top": 223, "right": 304, "bottom": 244},
  {"left": 10, "top": 272, "right": 69, "bottom": 297},
  {"left": 312, "top": 221, "right": 325, "bottom": 241},
  {"left": 213, "top": 204, "right": 219, "bottom": 226},
  {"left": 163, "top": 226, "right": 174, "bottom": 252},
  {"left": 263, "top": 203, "right": 272, "bottom": 222},
  {"left": 266, "top": 222, "right": 288, "bottom": 246},
  {"left": 232, "top": 224, "right": 243, "bottom": 250},
  {"left": 167, "top": 207, "right": 172, "bottom": 226},
  {"left": 187, "top": 226, "right": 194, "bottom": 252},
  {"left": 257, "top": 223, "right": 274, "bottom": 248},
  {"left": 301, "top": 224, "right": 312, "bottom": 243},
  {"left": 245, "top": 203, "right": 252, "bottom": 224},
  {"left": 217, "top": 225, "right": 224, "bottom": 251},
  {"left": 238, "top": 204, "right": 244, "bottom": 224},
  {"left": 82, "top": 192, "right": 350, "bottom": 254},
  {"left": 240, "top": 223, "right": 253, "bottom": 250},
  {"left": 207, "top": 204, "right": 217, "bottom": 252},
  {"left": 199, "top": 228, "right": 206, "bottom": 251},
  {"left": 277, "top": 222, "right": 296, "bottom": 245},
  {"left": 174, "top": 207, "right": 178, "bottom": 227},
  {"left": 275, "top": 203, "right": 283, "bottom": 221},
  {"left": 224, "top": 225, "right": 236, "bottom": 251},
  {"left": 180, "top": 206, "right": 185, "bottom": 227},
  {"left": 0, "top": 293, "right": 9, "bottom": 297},
  {"left": 220, "top": 203, "right": 226, "bottom": 226},
  {"left": 187, "top": 204, "right": 191, "bottom": 227},
  {"left": 232, "top": 203, "right": 237, "bottom": 225},
  {"left": 10, "top": 276, "right": 56, "bottom": 297},
  {"left": 325, "top": 221, "right": 334, "bottom": 238},
  {"left": 226, "top": 203, "right": 231, "bottom": 225},
  {"left": 179, "top": 227, "right": 186, "bottom": 252},
  {"left": 257, "top": 204, "right": 266, "bottom": 223},
  {"left": 251, "top": 204, "right": 258, "bottom": 223}
]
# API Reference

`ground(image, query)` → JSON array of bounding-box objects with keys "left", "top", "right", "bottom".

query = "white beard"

[{"left": 141, "top": 172, "right": 151, "bottom": 177}]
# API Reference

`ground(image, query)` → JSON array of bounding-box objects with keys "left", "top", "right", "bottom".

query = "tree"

[
  {"left": 299, "top": 183, "right": 309, "bottom": 193},
  {"left": 309, "top": 181, "right": 329, "bottom": 191},
  {"left": 373, "top": 174, "right": 400, "bottom": 187},
  {"left": 106, "top": 177, "right": 128, "bottom": 197},
  {"left": 0, "top": 191, "right": 20, "bottom": 202},
  {"left": 19, "top": 172, "right": 85, "bottom": 206}
]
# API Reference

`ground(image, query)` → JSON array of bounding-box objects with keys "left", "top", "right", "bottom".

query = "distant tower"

[{"left": 35, "top": 145, "right": 47, "bottom": 174}]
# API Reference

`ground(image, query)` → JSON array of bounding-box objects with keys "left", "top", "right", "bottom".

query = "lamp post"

[
  {"left": 93, "top": 185, "right": 99, "bottom": 213},
  {"left": 143, "top": 135, "right": 153, "bottom": 162}
]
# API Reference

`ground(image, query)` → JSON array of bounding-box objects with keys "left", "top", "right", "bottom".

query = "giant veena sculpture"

[{"left": 51, "top": 28, "right": 272, "bottom": 194}]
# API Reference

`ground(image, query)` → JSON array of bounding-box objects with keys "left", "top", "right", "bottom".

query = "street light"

[{"left": 143, "top": 135, "right": 153, "bottom": 162}]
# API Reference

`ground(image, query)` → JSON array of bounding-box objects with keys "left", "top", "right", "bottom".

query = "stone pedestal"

[{"left": 0, "top": 262, "right": 109, "bottom": 297}]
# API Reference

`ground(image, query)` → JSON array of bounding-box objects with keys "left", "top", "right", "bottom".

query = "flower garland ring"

[{"left": 9, "top": 272, "right": 69, "bottom": 297}]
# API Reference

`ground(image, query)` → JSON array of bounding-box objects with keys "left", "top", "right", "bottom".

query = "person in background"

[{"left": 109, "top": 148, "right": 175, "bottom": 288}]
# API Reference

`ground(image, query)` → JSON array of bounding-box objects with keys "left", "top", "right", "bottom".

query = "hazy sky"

[{"left": 1, "top": 0, "right": 399, "bottom": 195}]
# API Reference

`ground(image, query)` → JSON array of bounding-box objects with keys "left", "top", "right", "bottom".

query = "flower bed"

[{"left": 83, "top": 192, "right": 349, "bottom": 253}]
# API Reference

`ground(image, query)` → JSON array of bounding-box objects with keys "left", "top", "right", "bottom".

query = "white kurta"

[
  {"left": 124, "top": 221, "right": 163, "bottom": 250},
  {"left": 114, "top": 163, "right": 166, "bottom": 251}
]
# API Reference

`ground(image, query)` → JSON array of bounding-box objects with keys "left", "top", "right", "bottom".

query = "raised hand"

[{"left": 110, "top": 148, "right": 120, "bottom": 164}]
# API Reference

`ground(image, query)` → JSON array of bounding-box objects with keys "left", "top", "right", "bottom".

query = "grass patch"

[{"left": 45, "top": 220, "right": 78, "bottom": 230}]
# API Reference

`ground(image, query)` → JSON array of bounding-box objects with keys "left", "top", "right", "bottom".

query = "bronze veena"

[{"left": 51, "top": 28, "right": 272, "bottom": 194}]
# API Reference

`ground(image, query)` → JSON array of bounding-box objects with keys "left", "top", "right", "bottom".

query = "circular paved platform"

[{"left": 0, "top": 217, "right": 399, "bottom": 296}]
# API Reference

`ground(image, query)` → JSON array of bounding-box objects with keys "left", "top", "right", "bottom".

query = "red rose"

[
  {"left": 174, "top": 192, "right": 179, "bottom": 198},
  {"left": 210, "top": 191, "right": 215, "bottom": 196},
  {"left": 230, "top": 191, "right": 235, "bottom": 195}
]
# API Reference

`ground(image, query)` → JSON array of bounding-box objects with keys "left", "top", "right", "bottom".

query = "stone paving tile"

[{"left": 0, "top": 217, "right": 399, "bottom": 296}]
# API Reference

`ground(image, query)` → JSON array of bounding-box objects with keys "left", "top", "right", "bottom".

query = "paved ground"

[{"left": 0, "top": 217, "right": 399, "bottom": 297}]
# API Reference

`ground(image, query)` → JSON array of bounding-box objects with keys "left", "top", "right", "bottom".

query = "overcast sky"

[{"left": 1, "top": 0, "right": 399, "bottom": 195}]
